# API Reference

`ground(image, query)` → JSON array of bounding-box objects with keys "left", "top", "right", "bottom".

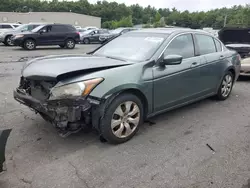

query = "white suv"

[{"left": 0, "top": 23, "right": 21, "bottom": 30}]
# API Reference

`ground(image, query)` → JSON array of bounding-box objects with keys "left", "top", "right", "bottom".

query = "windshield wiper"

[{"left": 104, "top": 56, "right": 127, "bottom": 62}]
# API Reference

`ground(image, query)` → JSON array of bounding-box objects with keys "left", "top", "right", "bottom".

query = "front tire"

[
  {"left": 215, "top": 71, "right": 234, "bottom": 100},
  {"left": 65, "top": 39, "right": 75, "bottom": 49},
  {"left": 23, "top": 39, "right": 36, "bottom": 50},
  {"left": 4, "top": 35, "right": 13, "bottom": 46},
  {"left": 99, "top": 93, "right": 144, "bottom": 144}
]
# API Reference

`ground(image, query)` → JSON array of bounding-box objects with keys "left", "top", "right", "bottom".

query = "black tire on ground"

[
  {"left": 59, "top": 44, "right": 65, "bottom": 48},
  {"left": 83, "top": 38, "right": 90, "bottom": 44},
  {"left": 65, "top": 39, "right": 75, "bottom": 49},
  {"left": 215, "top": 71, "right": 234, "bottom": 101},
  {"left": 23, "top": 39, "right": 36, "bottom": 50},
  {"left": 4, "top": 35, "right": 13, "bottom": 46},
  {"left": 99, "top": 93, "right": 144, "bottom": 144}
]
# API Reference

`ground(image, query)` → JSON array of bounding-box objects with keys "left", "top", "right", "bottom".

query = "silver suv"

[
  {"left": 0, "top": 23, "right": 42, "bottom": 46},
  {"left": 0, "top": 23, "right": 20, "bottom": 30}
]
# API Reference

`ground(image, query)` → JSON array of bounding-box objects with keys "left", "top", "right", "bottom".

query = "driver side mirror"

[
  {"left": 39, "top": 29, "right": 46, "bottom": 34},
  {"left": 159, "top": 55, "right": 183, "bottom": 67}
]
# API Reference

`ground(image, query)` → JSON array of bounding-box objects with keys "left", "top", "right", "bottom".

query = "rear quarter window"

[{"left": 214, "top": 39, "right": 222, "bottom": 52}]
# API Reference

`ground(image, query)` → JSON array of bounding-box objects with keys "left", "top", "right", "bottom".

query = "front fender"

[{"left": 0, "top": 129, "right": 11, "bottom": 173}]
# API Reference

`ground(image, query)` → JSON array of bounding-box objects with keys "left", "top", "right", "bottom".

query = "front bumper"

[
  {"left": 13, "top": 38, "right": 24, "bottom": 46},
  {"left": 13, "top": 88, "right": 92, "bottom": 129}
]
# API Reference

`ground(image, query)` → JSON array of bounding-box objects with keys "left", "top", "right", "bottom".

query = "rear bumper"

[
  {"left": 13, "top": 88, "right": 92, "bottom": 129},
  {"left": 0, "top": 36, "right": 4, "bottom": 43},
  {"left": 240, "top": 63, "right": 250, "bottom": 76}
]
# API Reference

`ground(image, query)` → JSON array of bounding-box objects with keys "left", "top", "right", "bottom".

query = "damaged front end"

[{"left": 13, "top": 76, "right": 102, "bottom": 137}]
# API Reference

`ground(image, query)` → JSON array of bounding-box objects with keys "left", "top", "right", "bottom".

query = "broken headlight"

[{"left": 49, "top": 78, "right": 104, "bottom": 100}]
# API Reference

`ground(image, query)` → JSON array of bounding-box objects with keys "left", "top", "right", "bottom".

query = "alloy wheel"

[
  {"left": 221, "top": 74, "right": 233, "bottom": 97},
  {"left": 111, "top": 101, "right": 140, "bottom": 138},
  {"left": 26, "top": 41, "right": 35, "bottom": 50},
  {"left": 67, "top": 40, "right": 75, "bottom": 48},
  {"left": 6, "top": 37, "right": 13, "bottom": 46}
]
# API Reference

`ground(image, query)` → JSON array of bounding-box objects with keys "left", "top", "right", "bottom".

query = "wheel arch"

[
  {"left": 4, "top": 34, "right": 12, "bottom": 41},
  {"left": 91, "top": 86, "right": 150, "bottom": 130},
  {"left": 216, "top": 66, "right": 236, "bottom": 91}
]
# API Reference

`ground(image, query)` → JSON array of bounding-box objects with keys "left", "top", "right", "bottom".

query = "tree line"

[{"left": 0, "top": 0, "right": 249, "bottom": 29}]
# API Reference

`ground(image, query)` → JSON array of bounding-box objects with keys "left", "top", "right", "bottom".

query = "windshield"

[
  {"left": 15, "top": 24, "right": 28, "bottom": 31},
  {"left": 31, "top": 25, "right": 45, "bottom": 32},
  {"left": 111, "top": 28, "right": 124, "bottom": 34},
  {"left": 93, "top": 33, "right": 167, "bottom": 62}
]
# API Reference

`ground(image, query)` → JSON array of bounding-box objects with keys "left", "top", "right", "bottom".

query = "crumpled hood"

[
  {"left": 218, "top": 27, "right": 250, "bottom": 45},
  {"left": 22, "top": 54, "right": 131, "bottom": 80}
]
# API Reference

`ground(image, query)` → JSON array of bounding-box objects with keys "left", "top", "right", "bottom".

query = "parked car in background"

[
  {"left": 14, "top": 28, "right": 240, "bottom": 144},
  {"left": 81, "top": 29, "right": 110, "bottom": 44},
  {"left": 240, "top": 57, "right": 250, "bottom": 76},
  {"left": 0, "top": 23, "right": 42, "bottom": 46},
  {"left": 83, "top": 26, "right": 99, "bottom": 30},
  {"left": 0, "top": 129, "right": 11, "bottom": 174},
  {"left": 219, "top": 27, "right": 250, "bottom": 58},
  {"left": 12, "top": 24, "right": 80, "bottom": 50},
  {"left": 99, "top": 27, "right": 137, "bottom": 43},
  {"left": 0, "top": 23, "right": 21, "bottom": 30},
  {"left": 219, "top": 27, "right": 250, "bottom": 76},
  {"left": 75, "top": 26, "right": 82, "bottom": 29}
]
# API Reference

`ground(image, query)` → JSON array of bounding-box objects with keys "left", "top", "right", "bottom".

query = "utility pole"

[{"left": 223, "top": 14, "right": 227, "bottom": 27}]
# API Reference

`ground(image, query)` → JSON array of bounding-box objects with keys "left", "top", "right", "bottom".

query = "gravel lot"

[{"left": 0, "top": 44, "right": 250, "bottom": 188}]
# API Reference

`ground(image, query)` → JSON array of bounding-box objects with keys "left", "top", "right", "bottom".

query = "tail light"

[
  {"left": 76, "top": 32, "right": 80, "bottom": 35},
  {"left": 237, "top": 54, "right": 241, "bottom": 62}
]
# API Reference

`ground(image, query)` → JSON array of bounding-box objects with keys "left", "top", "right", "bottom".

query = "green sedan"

[{"left": 14, "top": 28, "right": 241, "bottom": 144}]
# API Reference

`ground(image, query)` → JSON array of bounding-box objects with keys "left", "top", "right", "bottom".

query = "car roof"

[
  {"left": 131, "top": 27, "right": 215, "bottom": 36},
  {"left": 0, "top": 23, "right": 20, "bottom": 25}
]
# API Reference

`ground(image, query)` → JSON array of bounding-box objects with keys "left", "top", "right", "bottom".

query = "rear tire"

[
  {"left": 83, "top": 38, "right": 90, "bottom": 44},
  {"left": 99, "top": 93, "right": 144, "bottom": 144},
  {"left": 23, "top": 39, "right": 36, "bottom": 50},
  {"left": 65, "top": 39, "right": 75, "bottom": 49},
  {"left": 215, "top": 71, "right": 234, "bottom": 100}
]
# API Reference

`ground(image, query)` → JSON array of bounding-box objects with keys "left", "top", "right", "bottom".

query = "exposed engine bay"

[{"left": 14, "top": 77, "right": 97, "bottom": 137}]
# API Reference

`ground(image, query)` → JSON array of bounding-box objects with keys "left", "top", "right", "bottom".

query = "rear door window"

[
  {"left": 164, "top": 34, "right": 195, "bottom": 59},
  {"left": 195, "top": 34, "right": 216, "bottom": 55},
  {"left": 51, "top": 25, "right": 66, "bottom": 32},
  {"left": 2, "top": 24, "right": 12, "bottom": 29}
]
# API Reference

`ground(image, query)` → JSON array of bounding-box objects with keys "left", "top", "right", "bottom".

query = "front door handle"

[
  {"left": 219, "top": 55, "right": 225, "bottom": 59},
  {"left": 190, "top": 62, "right": 200, "bottom": 68}
]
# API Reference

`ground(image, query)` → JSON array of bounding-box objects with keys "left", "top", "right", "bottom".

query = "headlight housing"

[
  {"left": 14, "top": 34, "right": 24, "bottom": 39},
  {"left": 49, "top": 78, "right": 104, "bottom": 100}
]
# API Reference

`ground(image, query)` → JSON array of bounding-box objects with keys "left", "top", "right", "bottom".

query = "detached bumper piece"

[
  {"left": 0, "top": 129, "right": 12, "bottom": 173},
  {"left": 14, "top": 88, "right": 92, "bottom": 137}
]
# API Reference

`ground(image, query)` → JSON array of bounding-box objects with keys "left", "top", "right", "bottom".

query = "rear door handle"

[{"left": 190, "top": 62, "right": 200, "bottom": 68}]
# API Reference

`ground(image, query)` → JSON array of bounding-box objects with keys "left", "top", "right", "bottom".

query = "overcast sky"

[{"left": 87, "top": 0, "right": 249, "bottom": 12}]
